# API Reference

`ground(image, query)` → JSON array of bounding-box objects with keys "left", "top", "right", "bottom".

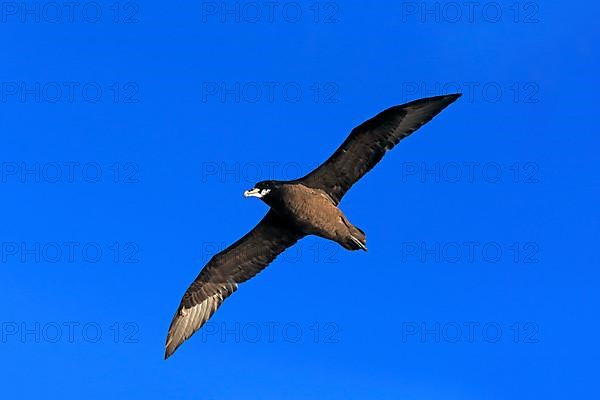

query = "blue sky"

[{"left": 0, "top": 0, "right": 598, "bottom": 398}]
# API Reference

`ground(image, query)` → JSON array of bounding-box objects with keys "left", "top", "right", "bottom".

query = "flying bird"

[{"left": 165, "top": 94, "right": 461, "bottom": 359}]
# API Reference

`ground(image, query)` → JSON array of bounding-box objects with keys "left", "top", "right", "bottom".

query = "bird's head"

[{"left": 243, "top": 180, "right": 280, "bottom": 202}]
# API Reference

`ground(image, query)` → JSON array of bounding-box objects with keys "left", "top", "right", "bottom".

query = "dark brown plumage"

[
  {"left": 164, "top": 94, "right": 461, "bottom": 359},
  {"left": 164, "top": 210, "right": 303, "bottom": 358}
]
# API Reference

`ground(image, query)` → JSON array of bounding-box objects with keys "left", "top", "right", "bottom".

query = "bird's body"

[
  {"left": 164, "top": 94, "right": 462, "bottom": 359},
  {"left": 259, "top": 182, "right": 366, "bottom": 251}
]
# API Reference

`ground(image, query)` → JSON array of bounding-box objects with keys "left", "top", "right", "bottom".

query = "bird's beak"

[{"left": 244, "top": 188, "right": 262, "bottom": 198}]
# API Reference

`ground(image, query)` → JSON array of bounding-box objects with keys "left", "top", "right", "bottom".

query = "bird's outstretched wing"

[
  {"left": 165, "top": 210, "right": 304, "bottom": 359},
  {"left": 299, "top": 94, "right": 461, "bottom": 204}
]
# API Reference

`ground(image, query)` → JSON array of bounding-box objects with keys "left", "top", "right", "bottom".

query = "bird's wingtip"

[
  {"left": 164, "top": 344, "right": 175, "bottom": 360},
  {"left": 402, "top": 93, "right": 462, "bottom": 109},
  {"left": 433, "top": 93, "right": 462, "bottom": 107},
  {"left": 164, "top": 333, "right": 177, "bottom": 360},
  {"left": 431, "top": 93, "right": 462, "bottom": 102},
  {"left": 440, "top": 93, "right": 462, "bottom": 102}
]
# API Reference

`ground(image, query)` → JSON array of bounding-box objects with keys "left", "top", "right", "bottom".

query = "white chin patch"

[{"left": 244, "top": 188, "right": 270, "bottom": 198}]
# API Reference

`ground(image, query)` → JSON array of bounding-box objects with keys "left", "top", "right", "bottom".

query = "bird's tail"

[{"left": 347, "top": 225, "right": 367, "bottom": 251}]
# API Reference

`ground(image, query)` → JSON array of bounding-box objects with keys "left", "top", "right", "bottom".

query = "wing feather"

[
  {"left": 165, "top": 210, "right": 303, "bottom": 359},
  {"left": 299, "top": 94, "right": 461, "bottom": 204}
]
